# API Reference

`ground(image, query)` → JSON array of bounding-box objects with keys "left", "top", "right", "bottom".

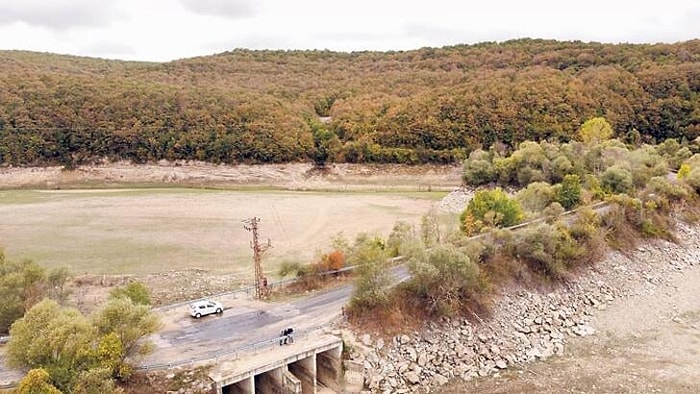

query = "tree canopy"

[{"left": 1, "top": 39, "right": 699, "bottom": 166}]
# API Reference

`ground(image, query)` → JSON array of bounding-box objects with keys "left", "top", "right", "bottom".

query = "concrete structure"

[{"left": 211, "top": 335, "right": 343, "bottom": 394}]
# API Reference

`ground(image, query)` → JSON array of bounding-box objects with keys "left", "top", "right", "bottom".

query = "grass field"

[{"left": 0, "top": 188, "right": 444, "bottom": 276}]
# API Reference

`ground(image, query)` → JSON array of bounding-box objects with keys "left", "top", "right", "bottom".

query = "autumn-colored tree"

[
  {"left": 578, "top": 117, "right": 614, "bottom": 144},
  {"left": 462, "top": 188, "right": 524, "bottom": 229}
]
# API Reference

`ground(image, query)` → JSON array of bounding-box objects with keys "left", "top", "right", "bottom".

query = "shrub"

[
  {"left": 462, "top": 149, "right": 495, "bottom": 186},
  {"left": 516, "top": 182, "right": 555, "bottom": 213},
  {"left": 278, "top": 261, "right": 305, "bottom": 278},
  {"left": 645, "top": 176, "right": 689, "bottom": 202},
  {"left": 684, "top": 167, "right": 700, "bottom": 194},
  {"left": 420, "top": 210, "right": 441, "bottom": 246},
  {"left": 601, "top": 199, "right": 641, "bottom": 249},
  {"left": 584, "top": 174, "right": 605, "bottom": 201},
  {"left": 323, "top": 250, "right": 345, "bottom": 271},
  {"left": 627, "top": 146, "right": 669, "bottom": 188},
  {"left": 462, "top": 188, "right": 523, "bottom": 230},
  {"left": 600, "top": 165, "right": 634, "bottom": 194},
  {"left": 109, "top": 281, "right": 151, "bottom": 305},
  {"left": 386, "top": 221, "right": 414, "bottom": 257},
  {"left": 15, "top": 368, "right": 62, "bottom": 394},
  {"left": 347, "top": 234, "right": 391, "bottom": 311},
  {"left": 513, "top": 223, "right": 583, "bottom": 279},
  {"left": 407, "top": 244, "right": 487, "bottom": 317},
  {"left": 555, "top": 174, "right": 582, "bottom": 210},
  {"left": 516, "top": 165, "right": 546, "bottom": 186},
  {"left": 542, "top": 202, "right": 565, "bottom": 223},
  {"left": 550, "top": 155, "right": 574, "bottom": 183},
  {"left": 0, "top": 253, "right": 47, "bottom": 334},
  {"left": 656, "top": 138, "right": 692, "bottom": 170}
]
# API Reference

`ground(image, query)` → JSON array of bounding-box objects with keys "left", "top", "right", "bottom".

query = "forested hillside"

[{"left": 1, "top": 39, "right": 699, "bottom": 166}]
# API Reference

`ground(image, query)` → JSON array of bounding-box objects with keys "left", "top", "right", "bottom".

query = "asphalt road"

[
  {"left": 141, "top": 278, "right": 352, "bottom": 366},
  {"left": 140, "top": 265, "right": 410, "bottom": 368}
]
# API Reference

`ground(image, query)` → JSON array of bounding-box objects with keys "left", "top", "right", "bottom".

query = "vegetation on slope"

[
  {"left": 346, "top": 129, "right": 700, "bottom": 331},
  {"left": 1, "top": 39, "right": 699, "bottom": 166}
]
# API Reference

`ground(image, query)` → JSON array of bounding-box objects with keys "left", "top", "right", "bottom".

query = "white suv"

[{"left": 189, "top": 299, "right": 224, "bottom": 319}]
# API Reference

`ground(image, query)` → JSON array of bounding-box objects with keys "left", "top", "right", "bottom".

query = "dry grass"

[{"left": 0, "top": 188, "right": 437, "bottom": 276}]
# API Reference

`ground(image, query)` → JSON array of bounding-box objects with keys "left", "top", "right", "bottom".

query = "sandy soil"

[{"left": 0, "top": 161, "right": 462, "bottom": 191}]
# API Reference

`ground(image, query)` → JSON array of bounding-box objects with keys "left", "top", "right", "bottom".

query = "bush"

[
  {"left": 73, "top": 367, "right": 124, "bottom": 394},
  {"left": 646, "top": 176, "right": 689, "bottom": 202},
  {"left": 278, "top": 261, "right": 305, "bottom": 278},
  {"left": 513, "top": 223, "right": 583, "bottom": 279},
  {"left": 347, "top": 234, "right": 391, "bottom": 311},
  {"left": 407, "top": 244, "right": 487, "bottom": 317},
  {"left": 684, "top": 166, "right": 700, "bottom": 194},
  {"left": 516, "top": 182, "right": 555, "bottom": 213},
  {"left": 542, "top": 202, "right": 565, "bottom": 223},
  {"left": 600, "top": 165, "right": 634, "bottom": 194},
  {"left": 15, "top": 368, "right": 61, "bottom": 394},
  {"left": 386, "top": 221, "right": 414, "bottom": 257},
  {"left": 462, "top": 188, "right": 523, "bottom": 229},
  {"left": 109, "top": 281, "right": 151, "bottom": 305},
  {"left": 656, "top": 138, "right": 692, "bottom": 170},
  {"left": 555, "top": 174, "right": 582, "bottom": 210},
  {"left": 0, "top": 253, "right": 46, "bottom": 334},
  {"left": 462, "top": 149, "right": 495, "bottom": 186}
]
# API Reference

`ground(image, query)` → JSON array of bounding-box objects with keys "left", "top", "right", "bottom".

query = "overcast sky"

[{"left": 0, "top": 0, "right": 698, "bottom": 62}]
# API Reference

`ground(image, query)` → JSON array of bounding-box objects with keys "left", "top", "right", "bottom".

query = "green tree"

[
  {"left": 8, "top": 300, "right": 97, "bottom": 391},
  {"left": 462, "top": 188, "right": 523, "bottom": 229},
  {"left": 578, "top": 117, "right": 613, "bottom": 144},
  {"left": 556, "top": 174, "right": 582, "bottom": 210},
  {"left": 347, "top": 234, "right": 390, "bottom": 311},
  {"left": 47, "top": 267, "right": 71, "bottom": 304},
  {"left": 91, "top": 297, "right": 162, "bottom": 377},
  {"left": 386, "top": 221, "right": 413, "bottom": 257},
  {"left": 109, "top": 281, "right": 151, "bottom": 305},
  {"left": 0, "top": 252, "right": 46, "bottom": 333},
  {"left": 307, "top": 119, "right": 339, "bottom": 167}
]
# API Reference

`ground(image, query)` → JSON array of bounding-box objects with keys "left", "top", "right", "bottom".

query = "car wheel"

[
  {"left": 216, "top": 308, "right": 223, "bottom": 314},
  {"left": 195, "top": 313, "right": 201, "bottom": 319}
]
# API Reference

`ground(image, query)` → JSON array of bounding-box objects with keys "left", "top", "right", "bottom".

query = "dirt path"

[{"left": 452, "top": 252, "right": 700, "bottom": 393}]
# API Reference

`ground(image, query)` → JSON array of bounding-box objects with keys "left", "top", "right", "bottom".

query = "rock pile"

[
  {"left": 434, "top": 187, "right": 473, "bottom": 213},
  {"left": 346, "top": 220, "right": 700, "bottom": 393}
]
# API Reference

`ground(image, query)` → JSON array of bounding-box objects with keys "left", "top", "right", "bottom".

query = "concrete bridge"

[{"left": 210, "top": 335, "right": 343, "bottom": 393}]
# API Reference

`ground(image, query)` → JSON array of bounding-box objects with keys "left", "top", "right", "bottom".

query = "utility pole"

[{"left": 243, "top": 217, "right": 271, "bottom": 299}]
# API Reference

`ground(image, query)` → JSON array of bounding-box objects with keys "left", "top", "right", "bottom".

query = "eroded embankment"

[{"left": 344, "top": 220, "right": 700, "bottom": 393}]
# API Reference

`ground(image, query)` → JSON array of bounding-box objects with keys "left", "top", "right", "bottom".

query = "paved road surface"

[{"left": 141, "top": 265, "right": 409, "bottom": 367}]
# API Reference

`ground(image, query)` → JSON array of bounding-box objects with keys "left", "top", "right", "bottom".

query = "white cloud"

[
  {"left": 0, "top": 0, "right": 697, "bottom": 61},
  {"left": 0, "top": 0, "right": 124, "bottom": 30},
  {"left": 179, "top": 0, "right": 257, "bottom": 19}
]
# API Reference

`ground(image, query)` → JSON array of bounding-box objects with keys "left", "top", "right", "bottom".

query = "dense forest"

[{"left": 1, "top": 39, "right": 699, "bottom": 166}]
